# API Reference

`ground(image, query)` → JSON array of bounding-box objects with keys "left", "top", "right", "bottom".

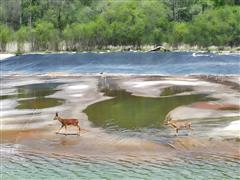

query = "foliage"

[
  {"left": 189, "top": 6, "right": 240, "bottom": 47},
  {"left": 0, "top": 0, "right": 239, "bottom": 51},
  {"left": 33, "top": 21, "right": 59, "bottom": 50},
  {"left": 0, "top": 23, "right": 13, "bottom": 51}
]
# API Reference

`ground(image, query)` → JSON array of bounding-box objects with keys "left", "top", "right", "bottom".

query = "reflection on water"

[
  {"left": 84, "top": 87, "right": 214, "bottom": 129},
  {"left": 1, "top": 145, "right": 239, "bottom": 179},
  {"left": 1, "top": 83, "right": 65, "bottom": 110},
  {"left": 17, "top": 98, "right": 64, "bottom": 109},
  {"left": 16, "top": 83, "right": 63, "bottom": 98},
  {"left": 160, "top": 86, "right": 193, "bottom": 96}
]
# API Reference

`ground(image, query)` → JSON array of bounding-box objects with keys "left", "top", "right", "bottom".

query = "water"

[
  {"left": 84, "top": 87, "right": 213, "bottom": 130},
  {"left": 1, "top": 82, "right": 65, "bottom": 110},
  {"left": 1, "top": 52, "right": 240, "bottom": 75},
  {"left": 1, "top": 52, "right": 240, "bottom": 179},
  {"left": 1, "top": 145, "right": 239, "bottom": 179}
]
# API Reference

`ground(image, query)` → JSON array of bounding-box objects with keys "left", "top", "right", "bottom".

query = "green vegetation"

[{"left": 0, "top": 0, "right": 239, "bottom": 52}]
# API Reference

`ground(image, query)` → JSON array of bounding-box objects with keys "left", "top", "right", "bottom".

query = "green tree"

[
  {"left": 171, "top": 22, "right": 189, "bottom": 46},
  {"left": 16, "top": 26, "right": 32, "bottom": 51},
  {"left": 139, "top": 0, "right": 169, "bottom": 45},
  {"left": 33, "top": 21, "right": 59, "bottom": 50},
  {"left": 189, "top": 6, "right": 240, "bottom": 47},
  {"left": 0, "top": 24, "right": 13, "bottom": 51},
  {"left": 0, "top": 0, "right": 240, "bottom": 51}
]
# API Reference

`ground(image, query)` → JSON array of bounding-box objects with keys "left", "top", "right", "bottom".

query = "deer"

[
  {"left": 164, "top": 112, "right": 193, "bottom": 136},
  {"left": 53, "top": 112, "right": 81, "bottom": 135}
]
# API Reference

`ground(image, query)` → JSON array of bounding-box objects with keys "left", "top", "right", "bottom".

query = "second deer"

[
  {"left": 53, "top": 112, "right": 81, "bottom": 135},
  {"left": 164, "top": 113, "right": 193, "bottom": 136}
]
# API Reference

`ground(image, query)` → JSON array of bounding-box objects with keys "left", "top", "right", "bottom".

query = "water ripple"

[{"left": 1, "top": 145, "right": 239, "bottom": 179}]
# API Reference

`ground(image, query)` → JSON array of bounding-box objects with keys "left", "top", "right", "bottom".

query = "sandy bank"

[{"left": 0, "top": 53, "right": 15, "bottom": 60}]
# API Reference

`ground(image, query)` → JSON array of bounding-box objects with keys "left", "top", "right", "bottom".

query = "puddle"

[
  {"left": 84, "top": 86, "right": 214, "bottom": 130},
  {"left": 160, "top": 86, "right": 193, "bottom": 96},
  {"left": 1, "top": 82, "right": 65, "bottom": 110},
  {"left": 16, "top": 98, "right": 64, "bottom": 109}
]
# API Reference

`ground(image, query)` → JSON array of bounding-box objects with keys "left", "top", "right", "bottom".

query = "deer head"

[
  {"left": 164, "top": 112, "right": 172, "bottom": 125},
  {"left": 164, "top": 120, "right": 171, "bottom": 125},
  {"left": 53, "top": 112, "right": 59, "bottom": 120}
]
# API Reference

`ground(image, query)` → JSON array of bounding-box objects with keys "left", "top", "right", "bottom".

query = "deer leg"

[
  {"left": 188, "top": 125, "right": 193, "bottom": 131},
  {"left": 64, "top": 126, "right": 67, "bottom": 135},
  {"left": 56, "top": 125, "right": 64, "bottom": 134},
  {"left": 175, "top": 128, "right": 178, "bottom": 136},
  {"left": 187, "top": 125, "right": 193, "bottom": 135},
  {"left": 76, "top": 125, "right": 81, "bottom": 135}
]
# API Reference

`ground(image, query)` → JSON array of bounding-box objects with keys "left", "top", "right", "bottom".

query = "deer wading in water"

[
  {"left": 164, "top": 113, "right": 193, "bottom": 136},
  {"left": 54, "top": 112, "right": 81, "bottom": 135}
]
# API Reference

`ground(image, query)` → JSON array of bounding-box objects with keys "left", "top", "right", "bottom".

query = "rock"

[{"left": 148, "top": 46, "right": 169, "bottom": 52}]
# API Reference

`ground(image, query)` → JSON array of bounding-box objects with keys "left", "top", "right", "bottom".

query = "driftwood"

[{"left": 148, "top": 46, "right": 170, "bottom": 52}]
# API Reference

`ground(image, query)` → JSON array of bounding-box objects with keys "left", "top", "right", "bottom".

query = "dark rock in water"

[
  {"left": 121, "top": 47, "right": 131, "bottom": 51},
  {"left": 148, "top": 46, "right": 169, "bottom": 52}
]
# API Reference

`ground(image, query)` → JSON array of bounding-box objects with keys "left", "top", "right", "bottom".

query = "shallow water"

[
  {"left": 1, "top": 52, "right": 240, "bottom": 179},
  {"left": 1, "top": 145, "right": 239, "bottom": 179},
  {"left": 84, "top": 87, "right": 212, "bottom": 130},
  {"left": 1, "top": 82, "right": 65, "bottom": 109}
]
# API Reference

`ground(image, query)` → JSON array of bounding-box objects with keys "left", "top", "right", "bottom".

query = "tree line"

[{"left": 0, "top": 0, "right": 240, "bottom": 52}]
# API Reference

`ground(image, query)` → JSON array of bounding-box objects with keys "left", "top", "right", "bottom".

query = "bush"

[{"left": 0, "top": 24, "right": 13, "bottom": 51}]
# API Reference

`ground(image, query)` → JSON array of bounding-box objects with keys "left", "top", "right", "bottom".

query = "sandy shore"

[{"left": 0, "top": 53, "right": 15, "bottom": 60}]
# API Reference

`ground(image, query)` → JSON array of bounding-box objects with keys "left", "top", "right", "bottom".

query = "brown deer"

[
  {"left": 53, "top": 112, "right": 81, "bottom": 135},
  {"left": 164, "top": 113, "right": 193, "bottom": 136}
]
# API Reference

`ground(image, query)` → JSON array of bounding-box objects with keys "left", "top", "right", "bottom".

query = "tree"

[
  {"left": 0, "top": 0, "right": 240, "bottom": 51},
  {"left": 139, "top": 0, "right": 170, "bottom": 44},
  {"left": 0, "top": 24, "right": 13, "bottom": 51},
  {"left": 33, "top": 21, "right": 59, "bottom": 50},
  {"left": 0, "top": 0, "right": 21, "bottom": 29},
  {"left": 189, "top": 6, "right": 240, "bottom": 47},
  {"left": 16, "top": 26, "right": 32, "bottom": 51},
  {"left": 171, "top": 22, "right": 189, "bottom": 46}
]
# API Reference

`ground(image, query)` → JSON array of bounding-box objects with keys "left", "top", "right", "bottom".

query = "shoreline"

[{"left": 1, "top": 46, "right": 240, "bottom": 60}]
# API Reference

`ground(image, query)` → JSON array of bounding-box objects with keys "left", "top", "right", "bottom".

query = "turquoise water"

[{"left": 1, "top": 145, "right": 239, "bottom": 179}]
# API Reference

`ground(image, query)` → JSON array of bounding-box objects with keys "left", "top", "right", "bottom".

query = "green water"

[
  {"left": 16, "top": 98, "right": 64, "bottom": 109},
  {"left": 84, "top": 87, "right": 213, "bottom": 129},
  {"left": 159, "top": 86, "right": 193, "bottom": 96},
  {"left": 1, "top": 83, "right": 65, "bottom": 109}
]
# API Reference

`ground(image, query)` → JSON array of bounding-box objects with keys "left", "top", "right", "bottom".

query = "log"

[{"left": 148, "top": 46, "right": 169, "bottom": 52}]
